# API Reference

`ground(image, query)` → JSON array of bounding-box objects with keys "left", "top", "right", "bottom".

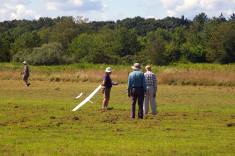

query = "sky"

[{"left": 0, "top": 0, "right": 235, "bottom": 22}]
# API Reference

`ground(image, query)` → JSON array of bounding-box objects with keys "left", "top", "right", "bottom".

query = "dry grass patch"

[{"left": 158, "top": 68, "right": 235, "bottom": 86}]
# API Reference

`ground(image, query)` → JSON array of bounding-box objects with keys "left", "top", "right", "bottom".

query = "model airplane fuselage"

[{"left": 72, "top": 85, "right": 102, "bottom": 111}]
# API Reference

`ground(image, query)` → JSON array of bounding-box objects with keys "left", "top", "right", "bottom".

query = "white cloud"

[
  {"left": 225, "top": 10, "right": 235, "bottom": 16},
  {"left": 0, "top": 3, "right": 41, "bottom": 21},
  {"left": 157, "top": 0, "right": 235, "bottom": 19},
  {"left": 73, "top": 0, "right": 83, "bottom": 6},
  {"left": 147, "top": 16, "right": 154, "bottom": 19},
  {"left": 7, "top": 0, "right": 30, "bottom": 4},
  {"left": 43, "top": 0, "right": 107, "bottom": 12}
]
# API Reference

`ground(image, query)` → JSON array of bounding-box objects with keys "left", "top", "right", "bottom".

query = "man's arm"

[
  {"left": 22, "top": 66, "right": 27, "bottom": 74},
  {"left": 142, "top": 73, "right": 147, "bottom": 97},
  {"left": 127, "top": 75, "right": 131, "bottom": 95},
  {"left": 101, "top": 79, "right": 106, "bottom": 86},
  {"left": 153, "top": 74, "right": 157, "bottom": 97},
  {"left": 142, "top": 73, "right": 147, "bottom": 93}
]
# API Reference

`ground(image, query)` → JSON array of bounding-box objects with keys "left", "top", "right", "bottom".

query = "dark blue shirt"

[{"left": 103, "top": 73, "right": 112, "bottom": 88}]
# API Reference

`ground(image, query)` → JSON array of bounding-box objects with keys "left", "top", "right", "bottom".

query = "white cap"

[{"left": 23, "top": 61, "right": 27, "bottom": 64}]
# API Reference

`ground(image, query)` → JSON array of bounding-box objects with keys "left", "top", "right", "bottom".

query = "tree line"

[{"left": 0, "top": 12, "right": 235, "bottom": 65}]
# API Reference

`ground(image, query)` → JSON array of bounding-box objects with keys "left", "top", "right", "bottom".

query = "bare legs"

[{"left": 103, "top": 98, "right": 110, "bottom": 110}]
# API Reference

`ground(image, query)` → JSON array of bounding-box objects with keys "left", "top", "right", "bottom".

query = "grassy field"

[
  {"left": 0, "top": 80, "right": 235, "bottom": 155},
  {"left": 1, "top": 62, "right": 235, "bottom": 86}
]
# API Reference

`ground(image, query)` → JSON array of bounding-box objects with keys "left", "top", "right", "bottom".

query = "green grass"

[
  {"left": 2, "top": 62, "right": 234, "bottom": 74},
  {"left": 0, "top": 80, "right": 235, "bottom": 155}
]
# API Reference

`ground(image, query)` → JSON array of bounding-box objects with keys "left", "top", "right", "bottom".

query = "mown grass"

[{"left": 0, "top": 80, "right": 235, "bottom": 155}]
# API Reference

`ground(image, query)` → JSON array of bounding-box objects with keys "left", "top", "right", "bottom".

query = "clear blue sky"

[{"left": 0, "top": 0, "right": 234, "bottom": 22}]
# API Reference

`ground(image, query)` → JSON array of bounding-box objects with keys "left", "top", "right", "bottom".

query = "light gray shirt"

[{"left": 24, "top": 65, "right": 29, "bottom": 74}]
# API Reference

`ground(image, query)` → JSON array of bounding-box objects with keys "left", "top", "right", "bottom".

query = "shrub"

[
  {"left": 191, "top": 82, "right": 197, "bottom": 86},
  {"left": 50, "top": 77, "right": 55, "bottom": 81},
  {"left": 12, "top": 42, "right": 73, "bottom": 65},
  {"left": 167, "top": 80, "right": 174, "bottom": 85},
  {"left": 197, "top": 82, "right": 204, "bottom": 86},
  {"left": 81, "top": 76, "right": 88, "bottom": 82},
  {"left": 217, "top": 82, "right": 223, "bottom": 86},
  {"left": 55, "top": 77, "right": 60, "bottom": 82}
]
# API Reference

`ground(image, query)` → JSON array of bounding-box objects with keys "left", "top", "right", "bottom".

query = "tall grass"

[{"left": 1, "top": 62, "right": 235, "bottom": 86}]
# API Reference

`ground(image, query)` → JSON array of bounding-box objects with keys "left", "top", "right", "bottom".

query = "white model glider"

[
  {"left": 75, "top": 92, "right": 93, "bottom": 103},
  {"left": 72, "top": 85, "right": 102, "bottom": 111}
]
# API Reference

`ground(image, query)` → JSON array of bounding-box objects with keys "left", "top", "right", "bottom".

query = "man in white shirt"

[
  {"left": 22, "top": 61, "right": 30, "bottom": 87},
  {"left": 143, "top": 65, "right": 157, "bottom": 115}
]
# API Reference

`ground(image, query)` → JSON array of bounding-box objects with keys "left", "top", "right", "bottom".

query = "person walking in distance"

[
  {"left": 22, "top": 61, "right": 30, "bottom": 87},
  {"left": 143, "top": 65, "right": 157, "bottom": 115},
  {"left": 127, "top": 63, "right": 147, "bottom": 119}
]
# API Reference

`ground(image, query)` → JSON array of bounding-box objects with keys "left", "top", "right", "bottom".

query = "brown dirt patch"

[{"left": 227, "top": 123, "right": 235, "bottom": 127}]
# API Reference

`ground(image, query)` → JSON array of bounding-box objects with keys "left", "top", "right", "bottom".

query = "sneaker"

[
  {"left": 25, "top": 85, "right": 28, "bottom": 87},
  {"left": 27, "top": 83, "right": 30, "bottom": 86}
]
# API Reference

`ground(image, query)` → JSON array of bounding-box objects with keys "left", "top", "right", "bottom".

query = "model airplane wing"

[
  {"left": 72, "top": 85, "right": 102, "bottom": 111},
  {"left": 75, "top": 92, "right": 83, "bottom": 99}
]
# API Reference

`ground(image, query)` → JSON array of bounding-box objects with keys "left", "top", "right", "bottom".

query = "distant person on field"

[
  {"left": 143, "top": 65, "right": 157, "bottom": 115},
  {"left": 101, "top": 67, "right": 113, "bottom": 110},
  {"left": 22, "top": 61, "right": 30, "bottom": 87},
  {"left": 127, "top": 63, "right": 147, "bottom": 119}
]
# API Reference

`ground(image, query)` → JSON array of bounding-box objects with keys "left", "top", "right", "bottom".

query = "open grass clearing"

[
  {"left": 0, "top": 80, "right": 235, "bottom": 155},
  {"left": 1, "top": 62, "right": 235, "bottom": 86}
]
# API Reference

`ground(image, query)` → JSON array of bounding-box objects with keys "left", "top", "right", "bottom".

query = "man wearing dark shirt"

[
  {"left": 101, "top": 67, "right": 113, "bottom": 110},
  {"left": 127, "top": 63, "right": 147, "bottom": 119}
]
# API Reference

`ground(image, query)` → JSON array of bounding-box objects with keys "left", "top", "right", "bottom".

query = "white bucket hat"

[
  {"left": 105, "top": 67, "right": 113, "bottom": 73},
  {"left": 132, "top": 63, "right": 142, "bottom": 70},
  {"left": 23, "top": 61, "right": 27, "bottom": 64}
]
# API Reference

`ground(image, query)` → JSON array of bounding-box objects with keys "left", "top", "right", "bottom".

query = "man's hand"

[
  {"left": 127, "top": 93, "right": 130, "bottom": 98},
  {"left": 153, "top": 93, "right": 156, "bottom": 98}
]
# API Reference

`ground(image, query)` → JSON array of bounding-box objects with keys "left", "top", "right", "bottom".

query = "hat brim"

[{"left": 131, "top": 66, "right": 142, "bottom": 70}]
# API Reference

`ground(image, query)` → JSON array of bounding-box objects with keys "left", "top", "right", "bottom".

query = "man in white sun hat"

[
  {"left": 22, "top": 61, "right": 30, "bottom": 87},
  {"left": 101, "top": 67, "right": 113, "bottom": 110}
]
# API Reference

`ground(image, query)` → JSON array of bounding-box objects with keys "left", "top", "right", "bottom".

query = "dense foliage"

[{"left": 0, "top": 13, "right": 235, "bottom": 65}]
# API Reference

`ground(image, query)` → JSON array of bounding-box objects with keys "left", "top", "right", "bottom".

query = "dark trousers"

[{"left": 131, "top": 87, "right": 144, "bottom": 119}]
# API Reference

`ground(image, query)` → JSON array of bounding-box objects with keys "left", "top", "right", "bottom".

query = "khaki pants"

[{"left": 143, "top": 86, "right": 156, "bottom": 115}]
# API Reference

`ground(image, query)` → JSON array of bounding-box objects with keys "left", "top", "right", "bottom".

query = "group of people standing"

[
  {"left": 102, "top": 63, "right": 157, "bottom": 119},
  {"left": 22, "top": 61, "right": 156, "bottom": 118}
]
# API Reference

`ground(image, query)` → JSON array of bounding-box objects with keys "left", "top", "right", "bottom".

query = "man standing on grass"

[
  {"left": 127, "top": 63, "right": 147, "bottom": 119},
  {"left": 101, "top": 67, "right": 113, "bottom": 110},
  {"left": 22, "top": 61, "right": 30, "bottom": 87},
  {"left": 143, "top": 65, "right": 157, "bottom": 115}
]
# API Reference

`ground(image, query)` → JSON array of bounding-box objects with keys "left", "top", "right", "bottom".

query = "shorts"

[
  {"left": 102, "top": 86, "right": 111, "bottom": 99},
  {"left": 23, "top": 74, "right": 29, "bottom": 81}
]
